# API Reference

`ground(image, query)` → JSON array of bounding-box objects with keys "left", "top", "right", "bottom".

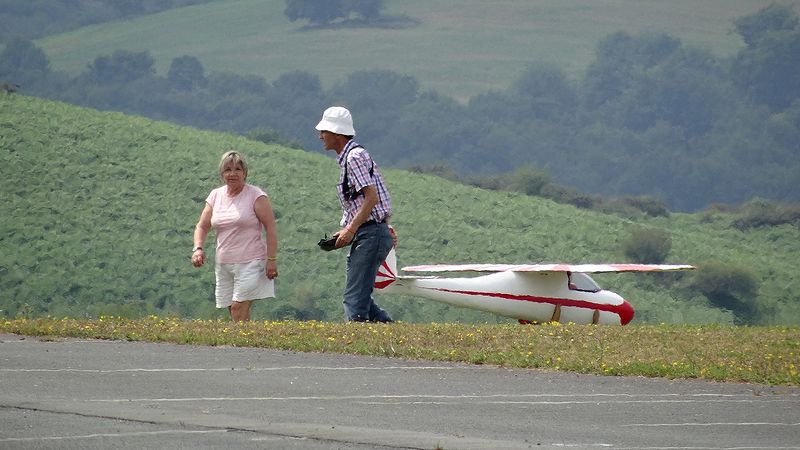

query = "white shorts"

[{"left": 214, "top": 259, "right": 275, "bottom": 308}]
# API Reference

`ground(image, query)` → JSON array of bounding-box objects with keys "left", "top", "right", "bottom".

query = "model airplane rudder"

[{"left": 374, "top": 247, "right": 398, "bottom": 289}]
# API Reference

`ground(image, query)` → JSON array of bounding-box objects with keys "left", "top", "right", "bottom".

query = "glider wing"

[{"left": 401, "top": 263, "right": 695, "bottom": 273}]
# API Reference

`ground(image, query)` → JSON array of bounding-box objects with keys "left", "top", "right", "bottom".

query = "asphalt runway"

[{"left": 1, "top": 333, "right": 798, "bottom": 450}]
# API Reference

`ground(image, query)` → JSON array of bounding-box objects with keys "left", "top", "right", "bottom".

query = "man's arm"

[{"left": 335, "top": 185, "right": 378, "bottom": 247}]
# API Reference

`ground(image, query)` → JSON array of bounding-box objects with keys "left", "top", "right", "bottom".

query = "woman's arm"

[
  {"left": 191, "top": 203, "right": 213, "bottom": 267},
  {"left": 254, "top": 195, "right": 279, "bottom": 279}
]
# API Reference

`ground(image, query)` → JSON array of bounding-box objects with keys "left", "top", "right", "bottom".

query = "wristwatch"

[{"left": 192, "top": 246, "right": 203, "bottom": 252}]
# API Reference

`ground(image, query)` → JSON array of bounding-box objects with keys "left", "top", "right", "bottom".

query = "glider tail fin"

[{"left": 374, "top": 246, "right": 398, "bottom": 289}]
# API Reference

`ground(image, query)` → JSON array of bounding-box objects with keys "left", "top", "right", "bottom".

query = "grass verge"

[{"left": 2, "top": 317, "right": 797, "bottom": 386}]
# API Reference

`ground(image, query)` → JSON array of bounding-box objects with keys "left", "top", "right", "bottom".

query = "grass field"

[
  {"left": 36, "top": 0, "right": 796, "bottom": 102},
  {"left": 2, "top": 93, "right": 800, "bottom": 324},
  {"left": 2, "top": 317, "right": 798, "bottom": 386}
]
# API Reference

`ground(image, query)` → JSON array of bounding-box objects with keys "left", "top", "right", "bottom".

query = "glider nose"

[{"left": 618, "top": 299, "right": 635, "bottom": 325}]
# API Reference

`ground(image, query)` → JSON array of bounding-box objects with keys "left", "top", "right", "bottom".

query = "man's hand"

[
  {"left": 318, "top": 234, "right": 339, "bottom": 251},
  {"left": 335, "top": 228, "right": 354, "bottom": 248}
]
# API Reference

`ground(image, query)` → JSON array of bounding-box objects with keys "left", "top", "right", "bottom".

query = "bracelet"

[{"left": 267, "top": 256, "right": 278, "bottom": 261}]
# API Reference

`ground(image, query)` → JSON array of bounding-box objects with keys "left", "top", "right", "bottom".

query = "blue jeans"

[{"left": 343, "top": 222, "right": 393, "bottom": 322}]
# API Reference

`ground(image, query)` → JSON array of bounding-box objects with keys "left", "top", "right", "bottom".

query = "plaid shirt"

[{"left": 337, "top": 140, "right": 392, "bottom": 227}]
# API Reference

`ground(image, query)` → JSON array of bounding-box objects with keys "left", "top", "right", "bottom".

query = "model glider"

[{"left": 374, "top": 249, "right": 694, "bottom": 325}]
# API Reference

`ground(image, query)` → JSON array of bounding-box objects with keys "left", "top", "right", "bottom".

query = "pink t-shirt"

[{"left": 207, "top": 184, "right": 269, "bottom": 264}]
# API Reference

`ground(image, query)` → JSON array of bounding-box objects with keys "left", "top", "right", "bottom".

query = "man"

[{"left": 316, "top": 106, "right": 394, "bottom": 322}]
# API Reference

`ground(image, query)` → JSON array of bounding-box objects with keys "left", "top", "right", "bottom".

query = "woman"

[{"left": 191, "top": 150, "right": 278, "bottom": 322}]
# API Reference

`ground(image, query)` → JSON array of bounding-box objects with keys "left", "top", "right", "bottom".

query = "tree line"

[
  {"left": 284, "top": 0, "right": 385, "bottom": 26},
  {"left": 1, "top": 3, "right": 799, "bottom": 212},
  {"left": 0, "top": 0, "right": 214, "bottom": 43}
]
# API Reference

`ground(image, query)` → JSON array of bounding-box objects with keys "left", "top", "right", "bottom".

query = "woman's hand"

[
  {"left": 266, "top": 260, "right": 278, "bottom": 279},
  {"left": 191, "top": 249, "right": 205, "bottom": 267}
]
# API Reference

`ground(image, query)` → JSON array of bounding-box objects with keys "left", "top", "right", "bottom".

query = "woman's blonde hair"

[{"left": 218, "top": 150, "right": 248, "bottom": 180}]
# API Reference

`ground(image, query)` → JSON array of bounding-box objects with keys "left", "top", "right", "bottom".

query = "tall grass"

[{"left": 2, "top": 317, "right": 797, "bottom": 386}]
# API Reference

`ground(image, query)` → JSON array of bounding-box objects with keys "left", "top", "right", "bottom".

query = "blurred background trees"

[{"left": 2, "top": 3, "right": 799, "bottom": 213}]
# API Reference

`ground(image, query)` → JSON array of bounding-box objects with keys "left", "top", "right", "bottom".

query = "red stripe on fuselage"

[{"left": 425, "top": 287, "right": 624, "bottom": 316}]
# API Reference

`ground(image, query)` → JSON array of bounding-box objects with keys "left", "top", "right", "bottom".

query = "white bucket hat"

[{"left": 315, "top": 106, "right": 356, "bottom": 136}]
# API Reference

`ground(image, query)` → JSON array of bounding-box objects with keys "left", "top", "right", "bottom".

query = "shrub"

[
  {"left": 540, "top": 183, "right": 599, "bottom": 209},
  {"left": 621, "top": 228, "right": 672, "bottom": 263},
  {"left": 621, "top": 195, "right": 670, "bottom": 217},
  {"left": 699, "top": 202, "right": 737, "bottom": 223},
  {"left": 503, "top": 165, "right": 550, "bottom": 196},
  {"left": 689, "top": 261, "right": 760, "bottom": 324},
  {"left": 732, "top": 198, "right": 800, "bottom": 230}
]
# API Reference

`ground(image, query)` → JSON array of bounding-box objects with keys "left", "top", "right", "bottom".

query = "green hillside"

[
  {"left": 36, "top": 0, "right": 792, "bottom": 102},
  {"left": 2, "top": 94, "right": 799, "bottom": 324}
]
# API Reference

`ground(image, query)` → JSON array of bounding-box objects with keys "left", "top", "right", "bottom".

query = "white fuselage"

[{"left": 379, "top": 271, "right": 631, "bottom": 325}]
